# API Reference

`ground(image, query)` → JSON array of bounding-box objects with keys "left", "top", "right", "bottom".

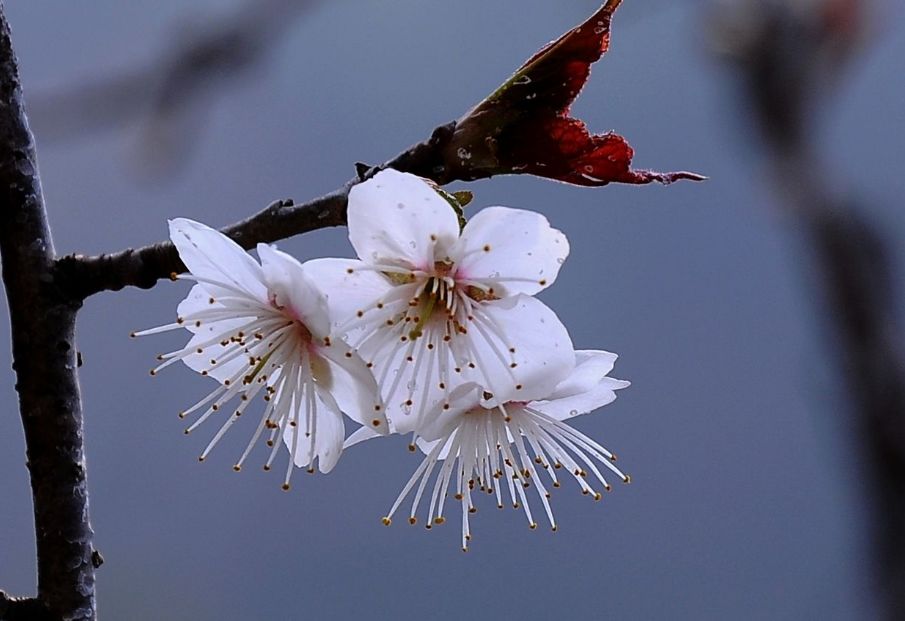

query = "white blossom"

[
  {"left": 133, "top": 219, "right": 385, "bottom": 489},
  {"left": 380, "top": 350, "right": 630, "bottom": 550},
  {"left": 306, "top": 169, "right": 573, "bottom": 443}
]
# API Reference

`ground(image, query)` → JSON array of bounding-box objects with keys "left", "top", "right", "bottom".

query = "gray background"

[{"left": 2, "top": 1, "right": 903, "bottom": 619}]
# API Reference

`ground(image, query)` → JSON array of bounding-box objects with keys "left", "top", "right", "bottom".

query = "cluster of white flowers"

[{"left": 136, "top": 169, "right": 630, "bottom": 550}]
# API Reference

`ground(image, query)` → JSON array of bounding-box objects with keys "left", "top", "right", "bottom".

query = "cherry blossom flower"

[
  {"left": 306, "top": 169, "right": 573, "bottom": 442},
  {"left": 133, "top": 219, "right": 386, "bottom": 489},
  {"left": 380, "top": 350, "right": 630, "bottom": 551}
]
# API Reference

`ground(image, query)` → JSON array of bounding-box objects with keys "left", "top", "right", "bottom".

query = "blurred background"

[{"left": 2, "top": 1, "right": 903, "bottom": 618}]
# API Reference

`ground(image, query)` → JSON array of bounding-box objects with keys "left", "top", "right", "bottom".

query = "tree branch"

[
  {"left": 0, "top": 5, "right": 96, "bottom": 620},
  {"left": 0, "top": 591, "right": 54, "bottom": 620},
  {"left": 54, "top": 121, "right": 458, "bottom": 299},
  {"left": 715, "top": 1, "right": 905, "bottom": 617}
]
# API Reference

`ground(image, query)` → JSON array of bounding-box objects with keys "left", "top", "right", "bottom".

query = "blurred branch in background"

[
  {"left": 27, "top": 0, "right": 314, "bottom": 178},
  {"left": 713, "top": 0, "right": 905, "bottom": 617}
]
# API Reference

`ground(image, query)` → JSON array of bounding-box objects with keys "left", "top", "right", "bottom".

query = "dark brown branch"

[
  {"left": 0, "top": 6, "right": 96, "bottom": 620},
  {"left": 54, "top": 121, "right": 458, "bottom": 299},
  {"left": 715, "top": 1, "right": 905, "bottom": 617},
  {"left": 0, "top": 591, "right": 54, "bottom": 620}
]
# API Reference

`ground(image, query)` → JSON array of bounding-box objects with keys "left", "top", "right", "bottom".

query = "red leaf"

[{"left": 444, "top": 0, "right": 704, "bottom": 186}]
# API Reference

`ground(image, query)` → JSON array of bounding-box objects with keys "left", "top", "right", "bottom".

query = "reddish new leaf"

[{"left": 444, "top": 0, "right": 704, "bottom": 186}]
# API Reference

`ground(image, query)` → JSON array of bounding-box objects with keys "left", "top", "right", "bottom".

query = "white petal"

[
  {"left": 179, "top": 320, "right": 251, "bottom": 383},
  {"left": 169, "top": 218, "right": 267, "bottom": 300},
  {"left": 302, "top": 257, "right": 394, "bottom": 330},
  {"left": 348, "top": 169, "right": 460, "bottom": 270},
  {"left": 466, "top": 295, "right": 575, "bottom": 406},
  {"left": 315, "top": 344, "right": 387, "bottom": 432},
  {"left": 284, "top": 390, "right": 346, "bottom": 473},
  {"left": 343, "top": 425, "right": 382, "bottom": 449},
  {"left": 413, "top": 382, "right": 482, "bottom": 444},
  {"left": 530, "top": 378, "right": 629, "bottom": 422},
  {"left": 545, "top": 350, "right": 619, "bottom": 400},
  {"left": 531, "top": 352, "right": 630, "bottom": 421},
  {"left": 452, "top": 207, "right": 569, "bottom": 296},
  {"left": 257, "top": 244, "right": 330, "bottom": 337}
]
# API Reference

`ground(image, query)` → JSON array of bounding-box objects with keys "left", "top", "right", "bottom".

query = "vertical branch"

[
  {"left": 0, "top": 5, "right": 96, "bottom": 621},
  {"left": 715, "top": 1, "right": 905, "bottom": 617}
]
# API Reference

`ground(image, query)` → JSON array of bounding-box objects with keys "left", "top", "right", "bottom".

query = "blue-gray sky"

[{"left": 3, "top": 1, "right": 903, "bottom": 619}]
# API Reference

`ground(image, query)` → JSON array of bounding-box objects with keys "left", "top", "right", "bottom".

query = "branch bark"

[
  {"left": 54, "top": 121, "right": 458, "bottom": 299},
  {"left": 0, "top": 6, "right": 96, "bottom": 621}
]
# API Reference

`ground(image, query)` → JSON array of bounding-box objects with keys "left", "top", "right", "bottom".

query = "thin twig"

[{"left": 54, "top": 122, "right": 458, "bottom": 299}]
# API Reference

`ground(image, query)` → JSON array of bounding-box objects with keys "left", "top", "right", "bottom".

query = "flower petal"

[
  {"left": 179, "top": 319, "right": 252, "bottom": 384},
  {"left": 301, "top": 257, "right": 394, "bottom": 331},
  {"left": 315, "top": 344, "right": 387, "bottom": 432},
  {"left": 452, "top": 206, "right": 569, "bottom": 295},
  {"left": 545, "top": 350, "right": 619, "bottom": 400},
  {"left": 348, "top": 169, "right": 460, "bottom": 270},
  {"left": 283, "top": 392, "right": 346, "bottom": 474},
  {"left": 412, "top": 382, "right": 482, "bottom": 444},
  {"left": 531, "top": 350, "right": 630, "bottom": 421},
  {"left": 466, "top": 294, "right": 575, "bottom": 405},
  {"left": 256, "top": 244, "right": 331, "bottom": 338},
  {"left": 169, "top": 218, "right": 267, "bottom": 300},
  {"left": 343, "top": 425, "right": 382, "bottom": 449}
]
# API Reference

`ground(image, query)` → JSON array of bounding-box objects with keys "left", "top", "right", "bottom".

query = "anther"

[{"left": 282, "top": 483, "right": 291, "bottom": 491}]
